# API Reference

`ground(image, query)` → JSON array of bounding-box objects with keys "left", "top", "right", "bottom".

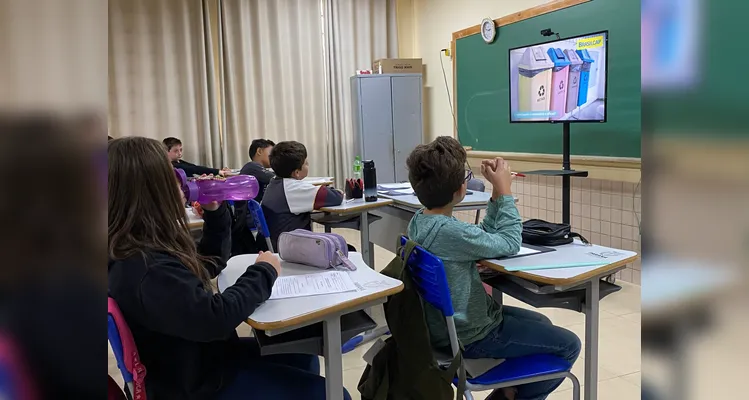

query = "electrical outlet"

[{"left": 443, "top": 47, "right": 451, "bottom": 57}]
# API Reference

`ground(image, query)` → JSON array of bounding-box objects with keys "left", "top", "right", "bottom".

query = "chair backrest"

[
  {"left": 108, "top": 298, "right": 147, "bottom": 400},
  {"left": 247, "top": 199, "right": 273, "bottom": 252},
  {"left": 399, "top": 236, "right": 454, "bottom": 317},
  {"left": 400, "top": 236, "right": 461, "bottom": 358},
  {"left": 466, "top": 178, "right": 485, "bottom": 192},
  {"left": 0, "top": 333, "right": 35, "bottom": 400},
  {"left": 107, "top": 315, "right": 133, "bottom": 385}
]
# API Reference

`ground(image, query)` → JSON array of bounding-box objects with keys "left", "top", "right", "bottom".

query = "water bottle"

[
  {"left": 362, "top": 160, "right": 377, "bottom": 202},
  {"left": 175, "top": 168, "right": 259, "bottom": 203},
  {"left": 353, "top": 155, "right": 362, "bottom": 179}
]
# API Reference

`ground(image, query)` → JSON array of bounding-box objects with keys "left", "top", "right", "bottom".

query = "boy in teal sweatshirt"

[{"left": 406, "top": 137, "right": 580, "bottom": 400}]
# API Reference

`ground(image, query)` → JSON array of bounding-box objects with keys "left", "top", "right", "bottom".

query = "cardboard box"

[{"left": 371, "top": 58, "right": 422, "bottom": 74}]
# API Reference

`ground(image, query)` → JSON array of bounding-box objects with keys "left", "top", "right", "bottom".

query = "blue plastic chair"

[
  {"left": 247, "top": 199, "right": 274, "bottom": 253},
  {"left": 399, "top": 236, "right": 580, "bottom": 400},
  {"left": 108, "top": 315, "right": 135, "bottom": 400}
]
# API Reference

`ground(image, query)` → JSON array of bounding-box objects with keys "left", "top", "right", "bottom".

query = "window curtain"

[
  {"left": 218, "top": 0, "right": 328, "bottom": 175},
  {"left": 108, "top": 0, "right": 222, "bottom": 167},
  {"left": 322, "top": 0, "right": 399, "bottom": 182}
]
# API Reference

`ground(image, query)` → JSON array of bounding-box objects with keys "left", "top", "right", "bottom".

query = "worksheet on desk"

[{"left": 269, "top": 271, "right": 358, "bottom": 300}]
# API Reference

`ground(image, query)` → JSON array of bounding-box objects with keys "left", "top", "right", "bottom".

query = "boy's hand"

[
  {"left": 481, "top": 157, "right": 513, "bottom": 197},
  {"left": 257, "top": 251, "right": 282, "bottom": 276}
]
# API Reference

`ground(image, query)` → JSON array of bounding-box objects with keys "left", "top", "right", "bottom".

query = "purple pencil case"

[{"left": 277, "top": 229, "right": 357, "bottom": 271}]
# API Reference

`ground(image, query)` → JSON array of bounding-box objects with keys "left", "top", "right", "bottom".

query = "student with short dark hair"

[
  {"left": 406, "top": 136, "right": 580, "bottom": 400},
  {"left": 262, "top": 141, "right": 344, "bottom": 249},
  {"left": 240, "top": 139, "right": 276, "bottom": 202},
  {"left": 163, "top": 137, "right": 229, "bottom": 177}
]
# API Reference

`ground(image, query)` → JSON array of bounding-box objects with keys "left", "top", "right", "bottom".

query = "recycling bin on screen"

[
  {"left": 546, "top": 48, "right": 571, "bottom": 121},
  {"left": 517, "top": 46, "right": 554, "bottom": 121},
  {"left": 563, "top": 49, "right": 583, "bottom": 114},
  {"left": 575, "top": 49, "right": 595, "bottom": 107}
]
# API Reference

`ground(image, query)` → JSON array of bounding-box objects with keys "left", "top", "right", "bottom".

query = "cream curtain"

[
  {"left": 322, "top": 0, "right": 398, "bottom": 182},
  {"left": 108, "top": 0, "right": 221, "bottom": 167},
  {"left": 219, "top": 0, "right": 328, "bottom": 175}
]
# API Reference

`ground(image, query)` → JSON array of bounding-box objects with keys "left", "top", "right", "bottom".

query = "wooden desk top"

[
  {"left": 318, "top": 198, "right": 393, "bottom": 215},
  {"left": 480, "top": 241, "right": 639, "bottom": 286},
  {"left": 303, "top": 176, "right": 334, "bottom": 186},
  {"left": 217, "top": 253, "right": 403, "bottom": 331}
]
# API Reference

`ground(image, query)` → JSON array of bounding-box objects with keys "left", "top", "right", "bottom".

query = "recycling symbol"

[
  {"left": 559, "top": 81, "right": 565, "bottom": 90},
  {"left": 572, "top": 76, "right": 578, "bottom": 85},
  {"left": 538, "top": 85, "right": 546, "bottom": 97}
]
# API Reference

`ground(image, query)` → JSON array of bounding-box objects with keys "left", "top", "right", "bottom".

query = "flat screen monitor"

[{"left": 509, "top": 31, "right": 608, "bottom": 123}]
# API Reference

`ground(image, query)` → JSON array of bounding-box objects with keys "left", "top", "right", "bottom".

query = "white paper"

[
  {"left": 516, "top": 246, "right": 541, "bottom": 256},
  {"left": 378, "top": 188, "right": 414, "bottom": 196},
  {"left": 269, "top": 271, "right": 358, "bottom": 300},
  {"left": 377, "top": 183, "right": 411, "bottom": 190}
]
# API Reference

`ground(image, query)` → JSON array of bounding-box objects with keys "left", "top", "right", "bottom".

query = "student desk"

[
  {"left": 217, "top": 253, "right": 403, "bottom": 400},
  {"left": 367, "top": 190, "right": 494, "bottom": 253},
  {"left": 303, "top": 176, "right": 334, "bottom": 186},
  {"left": 641, "top": 258, "right": 734, "bottom": 400},
  {"left": 185, "top": 207, "right": 203, "bottom": 231},
  {"left": 480, "top": 241, "right": 638, "bottom": 400},
  {"left": 317, "top": 198, "right": 393, "bottom": 268}
]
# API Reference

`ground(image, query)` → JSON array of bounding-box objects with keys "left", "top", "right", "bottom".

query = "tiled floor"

[{"left": 108, "top": 228, "right": 641, "bottom": 399}]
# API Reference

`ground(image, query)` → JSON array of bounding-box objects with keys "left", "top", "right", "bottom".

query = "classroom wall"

[{"left": 399, "top": 0, "right": 551, "bottom": 140}]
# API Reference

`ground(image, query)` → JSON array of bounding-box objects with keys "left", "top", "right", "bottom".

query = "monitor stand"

[{"left": 522, "top": 122, "right": 588, "bottom": 224}]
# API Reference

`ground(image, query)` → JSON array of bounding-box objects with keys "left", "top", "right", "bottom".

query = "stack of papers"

[
  {"left": 378, "top": 188, "right": 415, "bottom": 196},
  {"left": 377, "top": 183, "right": 411, "bottom": 190},
  {"left": 269, "top": 271, "right": 358, "bottom": 300},
  {"left": 377, "top": 183, "right": 413, "bottom": 196}
]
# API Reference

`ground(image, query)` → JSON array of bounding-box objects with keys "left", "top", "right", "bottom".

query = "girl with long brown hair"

[{"left": 108, "top": 137, "right": 350, "bottom": 400}]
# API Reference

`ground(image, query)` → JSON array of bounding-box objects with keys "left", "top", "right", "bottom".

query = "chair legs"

[{"left": 566, "top": 371, "right": 581, "bottom": 400}]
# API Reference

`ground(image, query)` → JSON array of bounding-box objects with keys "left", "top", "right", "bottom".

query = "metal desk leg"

[
  {"left": 360, "top": 211, "right": 372, "bottom": 268},
  {"left": 324, "top": 316, "right": 344, "bottom": 400},
  {"left": 584, "top": 278, "right": 600, "bottom": 400},
  {"left": 474, "top": 210, "right": 481, "bottom": 224}
]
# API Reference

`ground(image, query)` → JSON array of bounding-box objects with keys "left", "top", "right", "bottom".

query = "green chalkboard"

[{"left": 455, "top": 0, "right": 641, "bottom": 157}]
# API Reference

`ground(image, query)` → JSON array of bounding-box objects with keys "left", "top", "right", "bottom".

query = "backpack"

[
  {"left": 521, "top": 219, "right": 590, "bottom": 247},
  {"left": 358, "top": 239, "right": 466, "bottom": 400}
]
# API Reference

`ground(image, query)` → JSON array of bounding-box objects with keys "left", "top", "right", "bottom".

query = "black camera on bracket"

[{"left": 541, "top": 28, "right": 554, "bottom": 37}]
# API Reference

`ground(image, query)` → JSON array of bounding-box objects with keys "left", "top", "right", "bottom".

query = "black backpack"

[{"left": 521, "top": 219, "right": 590, "bottom": 247}]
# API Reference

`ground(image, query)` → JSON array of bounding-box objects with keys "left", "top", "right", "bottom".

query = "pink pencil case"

[{"left": 277, "top": 229, "right": 357, "bottom": 271}]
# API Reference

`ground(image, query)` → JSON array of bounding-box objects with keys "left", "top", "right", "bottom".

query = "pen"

[{"left": 512, "top": 172, "right": 526, "bottom": 178}]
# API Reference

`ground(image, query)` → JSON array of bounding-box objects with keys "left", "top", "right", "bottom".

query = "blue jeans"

[
  {"left": 217, "top": 338, "right": 352, "bottom": 400},
  {"left": 463, "top": 306, "right": 581, "bottom": 400}
]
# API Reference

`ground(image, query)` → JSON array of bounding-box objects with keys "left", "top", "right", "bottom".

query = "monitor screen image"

[{"left": 509, "top": 31, "right": 608, "bottom": 123}]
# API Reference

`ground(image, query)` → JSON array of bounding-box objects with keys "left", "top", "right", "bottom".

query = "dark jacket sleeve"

[
  {"left": 240, "top": 162, "right": 275, "bottom": 186},
  {"left": 138, "top": 260, "right": 277, "bottom": 342},
  {"left": 174, "top": 160, "right": 220, "bottom": 177},
  {"left": 198, "top": 202, "right": 232, "bottom": 278}
]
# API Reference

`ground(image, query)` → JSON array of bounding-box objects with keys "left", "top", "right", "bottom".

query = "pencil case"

[{"left": 277, "top": 229, "right": 357, "bottom": 271}]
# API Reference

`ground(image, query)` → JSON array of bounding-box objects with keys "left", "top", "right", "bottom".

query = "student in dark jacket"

[
  {"left": 240, "top": 138, "right": 275, "bottom": 202},
  {"left": 163, "top": 136, "right": 230, "bottom": 177},
  {"left": 108, "top": 137, "right": 350, "bottom": 400}
]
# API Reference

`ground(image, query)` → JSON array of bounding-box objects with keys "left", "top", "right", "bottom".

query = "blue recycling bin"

[{"left": 575, "top": 49, "right": 595, "bottom": 107}]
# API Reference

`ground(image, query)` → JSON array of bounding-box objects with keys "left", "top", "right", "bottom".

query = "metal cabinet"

[{"left": 350, "top": 74, "right": 423, "bottom": 183}]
